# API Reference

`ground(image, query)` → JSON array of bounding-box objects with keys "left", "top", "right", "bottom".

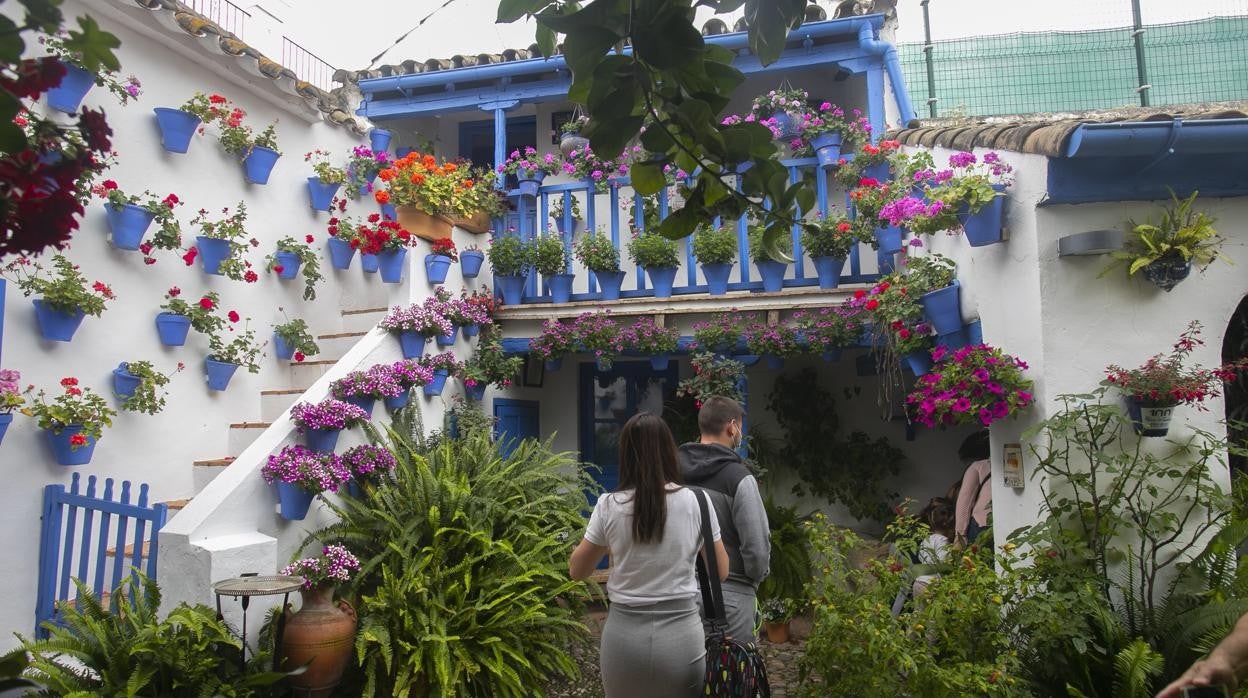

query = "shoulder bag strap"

[{"left": 694, "top": 487, "right": 728, "bottom": 627}]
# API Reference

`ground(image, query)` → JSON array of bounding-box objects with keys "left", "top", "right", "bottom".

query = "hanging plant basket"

[
  {"left": 32, "top": 300, "right": 85, "bottom": 342},
  {"left": 155, "top": 312, "right": 191, "bottom": 346},
  {"left": 275, "top": 481, "right": 315, "bottom": 520},
  {"left": 461, "top": 250, "right": 485, "bottom": 278},
  {"left": 1126, "top": 397, "right": 1175, "bottom": 437},
  {"left": 1142, "top": 256, "right": 1192, "bottom": 292},
  {"left": 204, "top": 357, "right": 241, "bottom": 392},
  {"left": 153, "top": 108, "right": 201, "bottom": 153},
  {"left": 920, "top": 280, "right": 963, "bottom": 336},
  {"left": 307, "top": 177, "right": 341, "bottom": 211},
  {"left": 958, "top": 185, "right": 1007, "bottom": 247},
  {"left": 274, "top": 251, "right": 301, "bottom": 279},
  {"left": 425, "top": 254, "right": 453, "bottom": 284},
  {"left": 103, "top": 204, "right": 156, "bottom": 251},
  {"left": 112, "top": 363, "right": 141, "bottom": 401}
]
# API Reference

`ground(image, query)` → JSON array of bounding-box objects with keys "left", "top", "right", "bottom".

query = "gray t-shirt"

[{"left": 585, "top": 487, "right": 721, "bottom": 605}]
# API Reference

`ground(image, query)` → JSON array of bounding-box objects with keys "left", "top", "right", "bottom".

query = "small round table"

[{"left": 212, "top": 574, "right": 304, "bottom": 669}]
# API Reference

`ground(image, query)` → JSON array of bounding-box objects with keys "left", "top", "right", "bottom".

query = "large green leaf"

[
  {"left": 63, "top": 15, "right": 120, "bottom": 73},
  {"left": 496, "top": 0, "right": 545, "bottom": 23}
]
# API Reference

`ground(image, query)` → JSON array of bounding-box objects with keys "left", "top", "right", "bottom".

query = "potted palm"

[
  {"left": 273, "top": 316, "right": 320, "bottom": 363},
  {"left": 574, "top": 230, "right": 624, "bottom": 301},
  {"left": 24, "top": 377, "right": 116, "bottom": 466},
  {"left": 112, "top": 360, "right": 183, "bottom": 414},
  {"left": 304, "top": 149, "right": 346, "bottom": 211},
  {"left": 1106, "top": 190, "right": 1226, "bottom": 291},
  {"left": 627, "top": 229, "right": 680, "bottom": 298},
  {"left": 261, "top": 445, "right": 350, "bottom": 520},
  {"left": 800, "top": 213, "right": 856, "bottom": 289},
  {"left": 487, "top": 233, "right": 531, "bottom": 305},
  {"left": 747, "top": 224, "right": 790, "bottom": 293},
  {"left": 204, "top": 319, "right": 262, "bottom": 392},
  {"left": 691, "top": 224, "right": 737, "bottom": 295},
  {"left": 156, "top": 288, "right": 224, "bottom": 346},
  {"left": 2, "top": 254, "right": 114, "bottom": 342},
  {"left": 532, "top": 232, "right": 574, "bottom": 303},
  {"left": 266, "top": 235, "right": 323, "bottom": 300}
]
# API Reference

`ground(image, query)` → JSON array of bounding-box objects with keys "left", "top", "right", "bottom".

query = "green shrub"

[
  {"left": 627, "top": 230, "right": 680, "bottom": 268},
  {"left": 747, "top": 224, "right": 792, "bottom": 264},
  {"left": 487, "top": 234, "right": 530, "bottom": 276},
  {"left": 691, "top": 224, "right": 738, "bottom": 265},
  {"left": 573, "top": 230, "right": 620, "bottom": 272},
  {"left": 531, "top": 233, "right": 568, "bottom": 277}
]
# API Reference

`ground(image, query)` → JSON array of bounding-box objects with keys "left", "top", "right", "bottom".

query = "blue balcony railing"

[{"left": 504, "top": 156, "right": 884, "bottom": 304}]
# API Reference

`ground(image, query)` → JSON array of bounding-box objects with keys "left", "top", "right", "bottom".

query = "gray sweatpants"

[
  {"left": 696, "top": 581, "right": 759, "bottom": 642},
  {"left": 600, "top": 597, "right": 705, "bottom": 697}
]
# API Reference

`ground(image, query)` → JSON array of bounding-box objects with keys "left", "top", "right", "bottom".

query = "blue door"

[
  {"left": 494, "top": 398, "right": 540, "bottom": 458},
  {"left": 578, "top": 361, "right": 679, "bottom": 498}
]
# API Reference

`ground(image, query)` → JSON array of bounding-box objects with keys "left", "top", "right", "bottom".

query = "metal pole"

[
  {"left": 1130, "top": 0, "right": 1151, "bottom": 106},
  {"left": 921, "top": 0, "right": 937, "bottom": 118}
]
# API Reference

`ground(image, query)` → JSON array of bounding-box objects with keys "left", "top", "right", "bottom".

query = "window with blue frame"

[{"left": 458, "top": 116, "right": 537, "bottom": 169}]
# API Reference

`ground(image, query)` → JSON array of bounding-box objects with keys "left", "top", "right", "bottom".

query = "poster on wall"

[{"left": 1002, "top": 443, "right": 1024, "bottom": 489}]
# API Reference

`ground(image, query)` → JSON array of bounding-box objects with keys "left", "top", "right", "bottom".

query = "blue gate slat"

[
  {"left": 108, "top": 481, "right": 132, "bottom": 594},
  {"left": 91, "top": 479, "right": 114, "bottom": 600}
]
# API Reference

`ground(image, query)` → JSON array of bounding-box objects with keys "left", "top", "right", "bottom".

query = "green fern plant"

[
  {"left": 1107, "top": 189, "right": 1228, "bottom": 276},
  {"left": 757, "top": 499, "right": 812, "bottom": 606}
]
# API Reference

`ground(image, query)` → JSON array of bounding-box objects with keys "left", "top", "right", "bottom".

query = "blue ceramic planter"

[
  {"left": 702, "top": 263, "right": 732, "bottom": 295},
  {"left": 755, "top": 260, "right": 787, "bottom": 293},
  {"left": 959, "top": 184, "right": 1007, "bottom": 247},
  {"left": 327, "top": 237, "right": 355, "bottom": 270},
  {"left": 903, "top": 351, "right": 933, "bottom": 376},
  {"left": 875, "top": 225, "right": 904, "bottom": 254},
  {"left": 46, "top": 62, "right": 93, "bottom": 113},
  {"left": 516, "top": 168, "right": 546, "bottom": 197},
  {"left": 936, "top": 328, "right": 969, "bottom": 352},
  {"left": 112, "top": 364, "right": 141, "bottom": 401},
  {"left": 812, "top": 256, "right": 846, "bottom": 290},
  {"left": 554, "top": 217, "right": 583, "bottom": 236},
  {"left": 153, "top": 108, "right": 201, "bottom": 153},
  {"left": 273, "top": 333, "right": 295, "bottom": 360},
  {"left": 242, "top": 146, "right": 280, "bottom": 184},
  {"left": 304, "top": 428, "right": 341, "bottom": 453},
  {"left": 307, "top": 177, "right": 341, "bottom": 211},
  {"left": 966, "top": 320, "right": 984, "bottom": 345},
  {"left": 343, "top": 395, "right": 376, "bottom": 417},
  {"left": 275, "top": 481, "right": 314, "bottom": 520},
  {"left": 380, "top": 203, "right": 397, "bottom": 220},
  {"left": 378, "top": 248, "right": 406, "bottom": 283},
  {"left": 650, "top": 355, "right": 670, "bottom": 371},
  {"left": 545, "top": 358, "right": 563, "bottom": 372},
  {"left": 822, "top": 348, "right": 844, "bottom": 362},
  {"left": 204, "top": 357, "right": 240, "bottom": 392},
  {"left": 461, "top": 250, "right": 485, "bottom": 278},
  {"left": 0, "top": 413, "right": 11, "bottom": 446},
  {"left": 770, "top": 111, "right": 802, "bottom": 140},
  {"left": 465, "top": 382, "right": 487, "bottom": 401},
  {"left": 436, "top": 326, "right": 459, "bottom": 347},
  {"left": 497, "top": 274, "right": 527, "bottom": 305},
  {"left": 155, "top": 312, "right": 191, "bottom": 346},
  {"left": 878, "top": 249, "right": 897, "bottom": 275},
  {"left": 425, "top": 254, "right": 452, "bottom": 284},
  {"left": 736, "top": 355, "right": 761, "bottom": 367},
  {"left": 548, "top": 273, "right": 574, "bottom": 303},
  {"left": 646, "top": 266, "right": 678, "bottom": 298},
  {"left": 33, "top": 299, "right": 85, "bottom": 342},
  {"left": 397, "top": 330, "right": 427, "bottom": 359},
  {"left": 274, "top": 251, "right": 300, "bottom": 279},
  {"left": 423, "top": 369, "right": 449, "bottom": 397},
  {"left": 384, "top": 389, "right": 410, "bottom": 411},
  {"left": 811, "top": 132, "right": 843, "bottom": 168},
  {"left": 594, "top": 270, "right": 626, "bottom": 301},
  {"left": 197, "top": 236, "right": 232, "bottom": 276},
  {"left": 104, "top": 203, "right": 156, "bottom": 250},
  {"left": 462, "top": 323, "right": 480, "bottom": 338},
  {"left": 369, "top": 128, "right": 392, "bottom": 153},
  {"left": 360, "top": 254, "right": 379, "bottom": 273},
  {"left": 920, "top": 280, "right": 962, "bottom": 336},
  {"left": 46, "top": 426, "right": 97, "bottom": 466}
]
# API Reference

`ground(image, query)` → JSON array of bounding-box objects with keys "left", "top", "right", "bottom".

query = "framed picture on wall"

[{"left": 523, "top": 355, "right": 545, "bottom": 387}]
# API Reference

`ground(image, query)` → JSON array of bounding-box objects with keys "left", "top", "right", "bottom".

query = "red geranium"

[
  {"left": 228, "top": 310, "right": 240, "bottom": 323},
  {"left": 199, "top": 296, "right": 215, "bottom": 310}
]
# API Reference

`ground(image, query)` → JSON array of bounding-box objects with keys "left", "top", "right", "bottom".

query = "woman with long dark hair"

[{"left": 570, "top": 412, "right": 729, "bottom": 697}]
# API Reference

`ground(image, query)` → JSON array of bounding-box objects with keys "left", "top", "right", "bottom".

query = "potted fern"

[
  {"left": 1107, "top": 190, "right": 1227, "bottom": 291},
  {"left": 691, "top": 224, "right": 737, "bottom": 295},
  {"left": 532, "top": 232, "right": 574, "bottom": 303},
  {"left": 627, "top": 229, "right": 680, "bottom": 298}
]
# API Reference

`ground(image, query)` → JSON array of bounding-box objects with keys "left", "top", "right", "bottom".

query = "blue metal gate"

[{"left": 35, "top": 473, "right": 167, "bottom": 636}]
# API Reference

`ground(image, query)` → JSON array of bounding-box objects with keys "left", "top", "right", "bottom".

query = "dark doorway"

[{"left": 458, "top": 116, "right": 537, "bottom": 169}]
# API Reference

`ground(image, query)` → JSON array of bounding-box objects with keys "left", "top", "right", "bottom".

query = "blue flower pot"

[
  {"left": 197, "top": 236, "right": 232, "bottom": 276},
  {"left": 397, "top": 330, "right": 427, "bottom": 359},
  {"left": 327, "top": 237, "right": 355, "bottom": 270},
  {"left": 593, "top": 270, "right": 626, "bottom": 301},
  {"left": 384, "top": 389, "right": 410, "bottom": 411},
  {"left": 360, "top": 253, "right": 379, "bottom": 273},
  {"left": 959, "top": 184, "right": 1007, "bottom": 247},
  {"left": 555, "top": 217, "right": 583, "bottom": 236},
  {"left": 770, "top": 111, "right": 802, "bottom": 140},
  {"left": 812, "top": 256, "right": 847, "bottom": 290},
  {"left": 1126, "top": 397, "right": 1175, "bottom": 437},
  {"left": 0, "top": 413, "right": 11, "bottom": 446},
  {"left": 497, "top": 274, "right": 527, "bottom": 305},
  {"left": 46, "top": 62, "right": 93, "bottom": 113},
  {"left": 878, "top": 249, "right": 897, "bottom": 275},
  {"left": 516, "top": 168, "right": 546, "bottom": 197},
  {"left": 701, "top": 263, "right": 732, "bottom": 295},
  {"left": 112, "top": 364, "right": 141, "bottom": 401},
  {"left": 822, "top": 348, "right": 843, "bottom": 362},
  {"left": 465, "top": 382, "right": 487, "bottom": 401},
  {"left": 275, "top": 481, "right": 315, "bottom": 521},
  {"left": 104, "top": 203, "right": 156, "bottom": 250},
  {"left": 755, "top": 260, "right": 787, "bottom": 293},
  {"left": 646, "top": 266, "right": 678, "bottom": 298},
  {"left": 307, "top": 177, "right": 341, "bottom": 211},
  {"left": 462, "top": 323, "right": 480, "bottom": 338},
  {"left": 242, "top": 146, "right": 281, "bottom": 185},
  {"left": 545, "top": 358, "right": 563, "bottom": 372},
  {"left": 548, "top": 273, "right": 574, "bottom": 303},
  {"left": 436, "top": 326, "right": 459, "bottom": 347},
  {"left": 380, "top": 203, "right": 397, "bottom": 220},
  {"left": 378, "top": 248, "right": 407, "bottom": 283},
  {"left": 811, "top": 132, "right": 843, "bottom": 168},
  {"left": 936, "top": 328, "right": 969, "bottom": 352},
  {"left": 274, "top": 251, "right": 301, "bottom": 279},
  {"left": 343, "top": 395, "right": 375, "bottom": 417},
  {"left": 46, "top": 425, "right": 97, "bottom": 466},
  {"left": 304, "top": 427, "right": 341, "bottom": 453},
  {"left": 736, "top": 355, "right": 761, "bottom": 367},
  {"left": 425, "top": 254, "right": 452, "bottom": 284},
  {"left": 273, "top": 333, "right": 295, "bottom": 360},
  {"left": 920, "top": 280, "right": 962, "bottom": 336},
  {"left": 204, "top": 357, "right": 240, "bottom": 392},
  {"left": 461, "top": 250, "right": 485, "bottom": 278},
  {"left": 650, "top": 355, "right": 670, "bottom": 371},
  {"left": 966, "top": 320, "right": 984, "bottom": 346},
  {"left": 155, "top": 312, "right": 191, "bottom": 346},
  {"left": 764, "top": 355, "right": 785, "bottom": 371},
  {"left": 874, "top": 225, "right": 904, "bottom": 254},
  {"left": 153, "top": 108, "right": 201, "bottom": 153},
  {"left": 369, "top": 128, "right": 392, "bottom": 153},
  {"left": 33, "top": 299, "right": 85, "bottom": 342},
  {"left": 423, "top": 369, "right": 449, "bottom": 397},
  {"left": 903, "top": 351, "right": 933, "bottom": 376}
]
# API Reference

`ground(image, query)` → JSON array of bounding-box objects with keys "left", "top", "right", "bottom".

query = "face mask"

[{"left": 730, "top": 429, "right": 743, "bottom": 450}]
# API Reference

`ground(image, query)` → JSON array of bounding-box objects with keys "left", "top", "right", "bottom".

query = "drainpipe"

[
  {"left": 858, "top": 22, "right": 919, "bottom": 128},
  {"left": 920, "top": 0, "right": 937, "bottom": 118}
]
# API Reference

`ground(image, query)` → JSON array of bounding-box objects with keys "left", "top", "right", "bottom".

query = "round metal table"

[{"left": 212, "top": 574, "right": 304, "bottom": 669}]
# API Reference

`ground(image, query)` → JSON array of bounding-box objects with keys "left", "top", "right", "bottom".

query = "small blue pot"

[
  {"left": 304, "top": 428, "right": 341, "bottom": 453},
  {"left": 343, "top": 395, "right": 376, "bottom": 417},
  {"left": 593, "top": 270, "right": 626, "bottom": 301},
  {"left": 755, "top": 260, "right": 787, "bottom": 293},
  {"left": 936, "top": 328, "right": 969, "bottom": 352},
  {"left": 548, "top": 273, "right": 574, "bottom": 303},
  {"left": 273, "top": 333, "right": 295, "bottom": 360},
  {"left": 425, "top": 254, "right": 453, "bottom": 284},
  {"left": 903, "top": 351, "right": 933, "bottom": 376},
  {"left": 378, "top": 248, "right": 407, "bottom": 283},
  {"left": 875, "top": 225, "right": 904, "bottom": 254},
  {"left": 275, "top": 481, "right": 314, "bottom": 521},
  {"left": 155, "top": 312, "right": 191, "bottom": 346},
  {"left": 274, "top": 251, "right": 301, "bottom": 279},
  {"left": 307, "top": 177, "right": 341, "bottom": 211},
  {"left": 327, "top": 237, "right": 355, "bottom": 270},
  {"left": 0, "top": 413, "right": 11, "bottom": 446},
  {"left": 959, "top": 184, "right": 1007, "bottom": 247},
  {"left": 920, "top": 280, "right": 962, "bottom": 336},
  {"left": 46, "top": 62, "right": 93, "bottom": 113},
  {"left": 811, "top": 132, "right": 843, "bottom": 168},
  {"left": 764, "top": 355, "right": 785, "bottom": 371},
  {"left": 33, "top": 299, "right": 85, "bottom": 342},
  {"left": 197, "top": 236, "right": 232, "bottom": 276},
  {"left": 384, "top": 389, "right": 410, "bottom": 411},
  {"left": 423, "top": 369, "right": 449, "bottom": 397},
  {"left": 204, "top": 357, "right": 240, "bottom": 392},
  {"left": 822, "top": 348, "right": 843, "bottom": 362},
  {"left": 461, "top": 250, "right": 485, "bottom": 278},
  {"left": 516, "top": 168, "right": 546, "bottom": 197},
  {"left": 380, "top": 203, "right": 397, "bottom": 220},
  {"left": 369, "top": 128, "right": 392, "bottom": 153},
  {"left": 702, "top": 263, "right": 732, "bottom": 295},
  {"left": 46, "top": 425, "right": 97, "bottom": 466},
  {"left": 360, "top": 254, "right": 379, "bottom": 273},
  {"left": 966, "top": 320, "right": 984, "bottom": 346},
  {"left": 462, "top": 323, "right": 480, "bottom": 338},
  {"left": 436, "top": 326, "right": 459, "bottom": 347},
  {"left": 242, "top": 146, "right": 281, "bottom": 185},
  {"left": 555, "top": 217, "right": 583, "bottom": 236},
  {"left": 465, "top": 382, "right": 487, "bottom": 401},
  {"left": 112, "top": 364, "right": 141, "bottom": 401},
  {"left": 497, "top": 274, "right": 527, "bottom": 305},
  {"left": 812, "top": 256, "right": 847, "bottom": 290},
  {"left": 397, "top": 330, "right": 427, "bottom": 359},
  {"left": 736, "top": 355, "right": 761, "bottom": 367},
  {"left": 646, "top": 266, "right": 678, "bottom": 298},
  {"left": 650, "top": 355, "right": 670, "bottom": 371},
  {"left": 545, "top": 358, "right": 563, "bottom": 372},
  {"left": 104, "top": 203, "right": 156, "bottom": 250},
  {"left": 153, "top": 108, "right": 201, "bottom": 153}
]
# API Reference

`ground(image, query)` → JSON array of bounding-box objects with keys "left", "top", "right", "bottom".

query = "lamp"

[{"left": 1058, "top": 229, "right": 1124, "bottom": 257}]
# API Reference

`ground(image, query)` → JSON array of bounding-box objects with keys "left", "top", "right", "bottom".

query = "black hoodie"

[{"left": 677, "top": 442, "right": 771, "bottom": 589}]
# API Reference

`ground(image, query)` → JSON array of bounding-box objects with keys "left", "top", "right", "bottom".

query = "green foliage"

[
  {"left": 799, "top": 214, "right": 855, "bottom": 260},
  {"left": 747, "top": 223, "right": 792, "bottom": 264},
  {"left": 267, "top": 236, "right": 323, "bottom": 301},
  {"left": 757, "top": 500, "right": 812, "bottom": 605},
  {"left": 901, "top": 252, "right": 956, "bottom": 295},
  {"left": 273, "top": 316, "right": 320, "bottom": 358},
  {"left": 627, "top": 229, "right": 680, "bottom": 268},
  {"left": 3, "top": 253, "right": 115, "bottom": 316},
  {"left": 1109, "top": 190, "right": 1227, "bottom": 276},
  {"left": 573, "top": 229, "right": 620, "bottom": 272},
  {"left": 488, "top": 233, "right": 530, "bottom": 276},
  {"left": 676, "top": 351, "right": 744, "bottom": 405},
  {"left": 117, "top": 359, "right": 181, "bottom": 415},
  {"left": 691, "top": 223, "right": 738, "bottom": 265},
  {"left": 307, "top": 428, "right": 596, "bottom": 696},
  {"left": 530, "top": 232, "right": 568, "bottom": 277}
]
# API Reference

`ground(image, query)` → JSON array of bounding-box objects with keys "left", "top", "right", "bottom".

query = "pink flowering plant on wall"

[
  {"left": 1102, "top": 321, "right": 1248, "bottom": 408},
  {"left": 907, "top": 344, "right": 1035, "bottom": 428},
  {"left": 743, "top": 321, "right": 801, "bottom": 358},
  {"left": 331, "top": 367, "right": 404, "bottom": 402},
  {"left": 341, "top": 444, "right": 397, "bottom": 484},
  {"left": 792, "top": 306, "right": 863, "bottom": 353},
  {"left": 0, "top": 369, "right": 23, "bottom": 413},
  {"left": 281, "top": 543, "right": 360, "bottom": 590},
  {"left": 623, "top": 317, "right": 679, "bottom": 355},
  {"left": 531, "top": 318, "right": 578, "bottom": 362},
  {"left": 389, "top": 359, "right": 435, "bottom": 389},
  {"left": 344, "top": 145, "right": 392, "bottom": 199},
  {"left": 261, "top": 445, "right": 350, "bottom": 493},
  {"left": 692, "top": 312, "right": 753, "bottom": 353},
  {"left": 419, "top": 352, "right": 461, "bottom": 374},
  {"left": 378, "top": 303, "right": 452, "bottom": 337},
  {"left": 290, "top": 398, "right": 370, "bottom": 433},
  {"left": 497, "top": 146, "right": 561, "bottom": 177},
  {"left": 572, "top": 311, "right": 624, "bottom": 368}
]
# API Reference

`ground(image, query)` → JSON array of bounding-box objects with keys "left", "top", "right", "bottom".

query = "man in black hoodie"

[{"left": 678, "top": 396, "right": 771, "bottom": 641}]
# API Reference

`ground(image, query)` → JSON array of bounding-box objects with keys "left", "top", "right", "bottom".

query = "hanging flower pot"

[
  {"left": 0, "top": 413, "right": 11, "bottom": 445},
  {"left": 920, "top": 280, "right": 963, "bottom": 336},
  {"left": 275, "top": 481, "right": 315, "bottom": 520},
  {"left": 46, "top": 62, "right": 93, "bottom": 113},
  {"left": 769, "top": 111, "right": 802, "bottom": 141},
  {"left": 461, "top": 250, "right": 485, "bottom": 278},
  {"left": 274, "top": 251, "right": 301, "bottom": 280},
  {"left": 593, "top": 270, "right": 626, "bottom": 301},
  {"left": 516, "top": 168, "right": 547, "bottom": 197},
  {"left": 326, "top": 237, "right": 355, "bottom": 270},
  {"left": 812, "top": 256, "right": 846, "bottom": 290},
  {"left": 304, "top": 428, "right": 341, "bottom": 453},
  {"left": 32, "top": 300, "right": 85, "bottom": 342},
  {"left": 342, "top": 395, "right": 375, "bottom": 417},
  {"left": 395, "top": 206, "right": 451, "bottom": 242},
  {"left": 646, "top": 266, "right": 678, "bottom": 298},
  {"left": 465, "top": 381, "right": 487, "bottom": 401},
  {"left": 701, "top": 263, "right": 732, "bottom": 296},
  {"left": 736, "top": 354, "right": 761, "bottom": 367},
  {"left": 425, "top": 254, "right": 453, "bottom": 284},
  {"left": 1126, "top": 397, "right": 1175, "bottom": 437},
  {"left": 306, "top": 177, "right": 341, "bottom": 212},
  {"left": 423, "top": 369, "right": 449, "bottom": 397},
  {"left": 595, "top": 357, "right": 611, "bottom": 372},
  {"left": 273, "top": 333, "right": 295, "bottom": 361},
  {"left": 242, "top": 146, "right": 281, "bottom": 185},
  {"left": 560, "top": 131, "right": 589, "bottom": 156},
  {"left": 377, "top": 248, "right": 407, "bottom": 283},
  {"left": 958, "top": 184, "right": 1007, "bottom": 247},
  {"left": 936, "top": 327, "right": 969, "bottom": 352},
  {"left": 545, "top": 357, "right": 563, "bottom": 372},
  {"left": 903, "top": 351, "right": 933, "bottom": 376},
  {"left": 436, "top": 325, "right": 459, "bottom": 347},
  {"left": 111, "top": 363, "right": 141, "bottom": 401},
  {"left": 380, "top": 203, "right": 397, "bottom": 221},
  {"left": 397, "top": 330, "right": 427, "bottom": 359},
  {"left": 811, "top": 133, "right": 843, "bottom": 168},
  {"left": 878, "top": 249, "right": 897, "bottom": 275},
  {"left": 360, "top": 253, "right": 379, "bottom": 273},
  {"left": 764, "top": 355, "right": 785, "bottom": 371},
  {"left": 1142, "top": 256, "right": 1192, "bottom": 292},
  {"left": 280, "top": 585, "right": 357, "bottom": 693},
  {"left": 650, "top": 355, "right": 670, "bottom": 371},
  {"left": 154, "top": 312, "right": 191, "bottom": 346},
  {"left": 384, "top": 389, "right": 410, "bottom": 411},
  {"left": 204, "top": 357, "right": 241, "bottom": 392},
  {"left": 46, "top": 425, "right": 97, "bottom": 466},
  {"left": 369, "top": 128, "right": 392, "bottom": 153},
  {"left": 548, "top": 273, "right": 575, "bottom": 303},
  {"left": 196, "top": 236, "right": 232, "bottom": 275},
  {"left": 874, "top": 225, "right": 904, "bottom": 254},
  {"left": 103, "top": 204, "right": 156, "bottom": 251},
  {"left": 153, "top": 108, "right": 201, "bottom": 153},
  {"left": 755, "top": 260, "right": 787, "bottom": 293},
  {"left": 496, "top": 274, "right": 527, "bottom": 305},
  {"left": 462, "top": 323, "right": 480, "bottom": 338},
  {"left": 555, "top": 217, "right": 583, "bottom": 236}
]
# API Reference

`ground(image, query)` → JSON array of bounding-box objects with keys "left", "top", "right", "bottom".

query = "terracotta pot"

[
  {"left": 281, "top": 586, "right": 358, "bottom": 697},
  {"left": 395, "top": 206, "right": 452, "bottom": 242},
  {"left": 764, "top": 620, "right": 790, "bottom": 643}
]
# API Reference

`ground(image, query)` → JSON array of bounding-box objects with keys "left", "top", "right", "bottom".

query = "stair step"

[
  {"left": 317, "top": 331, "right": 367, "bottom": 339},
  {"left": 163, "top": 498, "right": 190, "bottom": 511},
  {"left": 314, "top": 331, "right": 367, "bottom": 358},
  {"left": 291, "top": 360, "right": 335, "bottom": 385},
  {"left": 228, "top": 422, "right": 271, "bottom": 454},
  {"left": 341, "top": 308, "right": 387, "bottom": 333},
  {"left": 193, "top": 457, "right": 235, "bottom": 493},
  {"left": 261, "top": 389, "right": 305, "bottom": 422}
]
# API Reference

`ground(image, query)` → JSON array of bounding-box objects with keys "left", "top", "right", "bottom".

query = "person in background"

[
  {"left": 955, "top": 430, "right": 992, "bottom": 544},
  {"left": 913, "top": 497, "right": 957, "bottom": 597},
  {"left": 569, "top": 412, "right": 729, "bottom": 698},
  {"left": 677, "top": 396, "right": 771, "bottom": 642},
  {"left": 1156, "top": 610, "right": 1248, "bottom": 696}
]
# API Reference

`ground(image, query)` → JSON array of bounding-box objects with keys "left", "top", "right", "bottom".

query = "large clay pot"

[{"left": 281, "top": 585, "right": 358, "bottom": 697}]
